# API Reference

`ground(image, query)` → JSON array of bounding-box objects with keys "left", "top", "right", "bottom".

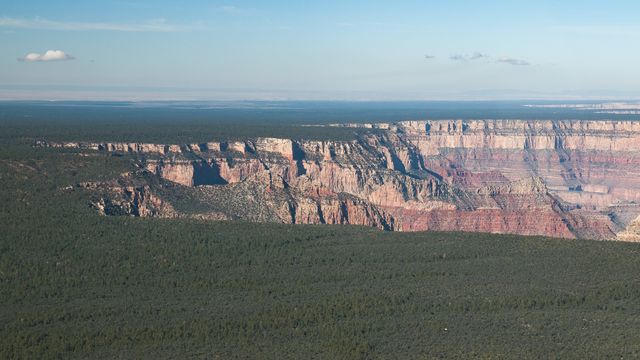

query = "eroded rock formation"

[{"left": 41, "top": 119, "right": 640, "bottom": 241}]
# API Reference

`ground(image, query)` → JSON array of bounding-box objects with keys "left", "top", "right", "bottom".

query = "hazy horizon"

[{"left": 3, "top": 1, "right": 640, "bottom": 100}]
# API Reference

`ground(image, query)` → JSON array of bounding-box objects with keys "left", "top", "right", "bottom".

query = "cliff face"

[
  {"left": 45, "top": 119, "right": 640, "bottom": 241},
  {"left": 617, "top": 215, "right": 640, "bottom": 242},
  {"left": 83, "top": 180, "right": 177, "bottom": 218},
  {"left": 397, "top": 120, "right": 640, "bottom": 206}
]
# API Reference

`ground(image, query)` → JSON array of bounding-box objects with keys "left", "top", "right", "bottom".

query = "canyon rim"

[{"left": 42, "top": 119, "right": 640, "bottom": 241}]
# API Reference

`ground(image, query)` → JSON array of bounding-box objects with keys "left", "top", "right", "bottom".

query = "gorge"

[{"left": 43, "top": 119, "right": 640, "bottom": 241}]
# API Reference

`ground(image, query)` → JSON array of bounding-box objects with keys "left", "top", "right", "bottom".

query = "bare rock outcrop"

[
  {"left": 87, "top": 182, "right": 177, "bottom": 218},
  {"left": 44, "top": 119, "right": 640, "bottom": 241},
  {"left": 616, "top": 215, "right": 640, "bottom": 242}
]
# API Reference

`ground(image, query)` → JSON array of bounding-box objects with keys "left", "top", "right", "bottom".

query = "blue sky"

[{"left": 2, "top": 0, "right": 640, "bottom": 100}]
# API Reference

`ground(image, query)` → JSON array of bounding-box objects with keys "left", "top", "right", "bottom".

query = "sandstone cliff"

[{"left": 41, "top": 119, "right": 640, "bottom": 241}]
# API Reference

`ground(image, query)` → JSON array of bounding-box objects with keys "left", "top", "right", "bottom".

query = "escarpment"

[{"left": 43, "top": 119, "right": 640, "bottom": 241}]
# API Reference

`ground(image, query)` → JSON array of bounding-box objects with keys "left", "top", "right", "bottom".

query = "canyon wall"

[
  {"left": 395, "top": 120, "right": 640, "bottom": 210},
  {"left": 44, "top": 119, "right": 640, "bottom": 241}
]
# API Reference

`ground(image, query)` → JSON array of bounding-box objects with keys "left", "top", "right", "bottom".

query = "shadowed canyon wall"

[{"left": 44, "top": 119, "right": 640, "bottom": 241}]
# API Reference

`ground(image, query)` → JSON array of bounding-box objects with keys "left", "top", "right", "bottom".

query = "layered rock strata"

[{"left": 42, "top": 119, "right": 640, "bottom": 241}]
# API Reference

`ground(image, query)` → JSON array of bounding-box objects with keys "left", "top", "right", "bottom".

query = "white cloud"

[
  {"left": 469, "top": 52, "right": 487, "bottom": 60},
  {"left": 0, "top": 16, "right": 196, "bottom": 32},
  {"left": 496, "top": 57, "right": 530, "bottom": 66},
  {"left": 19, "top": 50, "right": 74, "bottom": 62},
  {"left": 449, "top": 52, "right": 488, "bottom": 61},
  {"left": 449, "top": 52, "right": 531, "bottom": 66}
]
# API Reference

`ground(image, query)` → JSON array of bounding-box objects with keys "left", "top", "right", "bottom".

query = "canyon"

[{"left": 42, "top": 119, "right": 640, "bottom": 241}]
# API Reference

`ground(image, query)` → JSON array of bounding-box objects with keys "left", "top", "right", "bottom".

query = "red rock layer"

[{"left": 44, "top": 119, "right": 640, "bottom": 240}]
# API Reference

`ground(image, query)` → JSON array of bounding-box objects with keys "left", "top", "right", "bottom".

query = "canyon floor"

[{"left": 2, "top": 103, "right": 640, "bottom": 358}]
